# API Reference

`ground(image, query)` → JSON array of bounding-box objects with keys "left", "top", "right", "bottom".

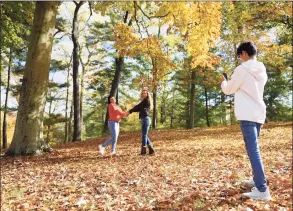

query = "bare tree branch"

[
  {"left": 54, "top": 32, "right": 68, "bottom": 40},
  {"left": 133, "top": 2, "right": 143, "bottom": 38},
  {"left": 124, "top": 10, "right": 129, "bottom": 23},
  {"left": 54, "top": 24, "right": 66, "bottom": 37},
  {"left": 88, "top": 2, "right": 93, "bottom": 16},
  {"left": 85, "top": 2, "right": 93, "bottom": 24}
]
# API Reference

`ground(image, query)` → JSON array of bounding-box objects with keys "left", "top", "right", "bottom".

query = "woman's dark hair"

[
  {"left": 237, "top": 41, "right": 257, "bottom": 57},
  {"left": 108, "top": 96, "right": 114, "bottom": 104}
]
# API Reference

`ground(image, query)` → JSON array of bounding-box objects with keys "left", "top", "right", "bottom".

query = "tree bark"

[
  {"left": 71, "top": 1, "right": 84, "bottom": 142},
  {"left": 152, "top": 91, "right": 157, "bottom": 129},
  {"left": 229, "top": 96, "right": 233, "bottom": 125},
  {"left": 204, "top": 86, "right": 210, "bottom": 127},
  {"left": 187, "top": 71, "right": 195, "bottom": 129},
  {"left": 103, "top": 57, "right": 124, "bottom": 132},
  {"left": 64, "top": 55, "right": 72, "bottom": 144},
  {"left": 102, "top": 110, "right": 109, "bottom": 133},
  {"left": 2, "top": 49, "right": 12, "bottom": 149},
  {"left": 221, "top": 92, "right": 226, "bottom": 125},
  {"left": 110, "top": 57, "right": 124, "bottom": 98},
  {"left": 80, "top": 59, "right": 85, "bottom": 137},
  {"left": 151, "top": 58, "right": 157, "bottom": 129},
  {"left": 185, "top": 100, "right": 189, "bottom": 128},
  {"left": 79, "top": 45, "right": 92, "bottom": 138},
  {"left": 160, "top": 98, "right": 166, "bottom": 124},
  {"left": 46, "top": 125, "right": 51, "bottom": 145},
  {"left": 46, "top": 93, "right": 53, "bottom": 144},
  {"left": 103, "top": 11, "right": 130, "bottom": 132},
  {"left": 68, "top": 102, "right": 73, "bottom": 142},
  {"left": 170, "top": 88, "right": 175, "bottom": 128},
  {"left": 6, "top": 2, "right": 59, "bottom": 156}
]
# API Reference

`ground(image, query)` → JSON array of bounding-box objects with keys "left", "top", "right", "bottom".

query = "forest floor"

[{"left": 1, "top": 122, "right": 292, "bottom": 211}]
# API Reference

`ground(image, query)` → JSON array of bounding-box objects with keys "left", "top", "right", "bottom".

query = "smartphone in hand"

[{"left": 222, "top": 72, "right": 228, "bottom": 80}]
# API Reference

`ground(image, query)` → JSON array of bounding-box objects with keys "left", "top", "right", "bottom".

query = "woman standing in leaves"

[
  {"left": 99, "top": 96, "right": 128, "bottom": 156},
  {"left": 128, "top": 88, "right": 155, "bottom": 155}
]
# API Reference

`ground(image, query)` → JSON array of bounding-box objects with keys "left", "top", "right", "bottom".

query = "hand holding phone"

[{"left": 222, "top": 72, "right": 228, "bottom": 80}]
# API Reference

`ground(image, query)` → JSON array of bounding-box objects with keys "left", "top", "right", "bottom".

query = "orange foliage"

[{"left": 1, "top": 122, "right": 292, "bottom": 210}]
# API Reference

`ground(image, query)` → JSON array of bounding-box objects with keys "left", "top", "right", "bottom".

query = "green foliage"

[
  {"left": 0, "top": 2, "right": 34, "bottom": 49},
  {"left": 264, "top": 70, "right": 292, "bottom": 121}
]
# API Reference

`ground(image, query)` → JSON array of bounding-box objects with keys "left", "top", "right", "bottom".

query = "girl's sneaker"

[{"left": 99, "top": 145, "right": 105, "bottom": 155}]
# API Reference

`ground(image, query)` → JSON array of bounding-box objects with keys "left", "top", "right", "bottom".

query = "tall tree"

[
  {"left": 64, "top": 55, "right": 72, "bottom": 144},
  {"left": 71, "top": 1, "right": 85, "bottom": 142},
  {"left": 6, "top": 1, "right": 59, "bottom": 156},
  {"left": 102, "top": 11, "right": 131, "bottom": 132},
  {"left": 159, "top": 85, "right": 169, "bottom": 124},
  {"left": 187, "top": 71, "right": 196, "bottom": 129},
  {"left": 113, "top": 23, "right": 176, "bottom": 129},
  {"left": 79, "top": 44, "right": 91, "bottom": 137},
  {"left": 203, "top": 86, "right": 210, "bottom": 127},
  {"left": 2, "top": 49, "right": 12, "bottom": 149},
  {"left": 170, "top": 86, "right": 176, "bottom": 128},
  {"left": 44, "top": 81, "right": 67, "bottom": 145},
  {"left": 1, "top": 2, "right": 33, "bottom": 149}
]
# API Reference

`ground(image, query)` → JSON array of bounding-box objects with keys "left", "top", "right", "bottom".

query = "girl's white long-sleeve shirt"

[{"left": 221, "top": 59, "right": 267, "bottom": 124}]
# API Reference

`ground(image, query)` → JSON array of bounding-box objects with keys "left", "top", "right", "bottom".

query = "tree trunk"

[
  {"left": 111, "top": 57, "right": 124, "bottom": 98},
  {"left": 103, "top": 12, "right": 130, "bottom": 132},
  {"left": 152, "top": 91, "right": 157, "bottom": 129},
  {"left": 6, "top": 2, "right": 59, "bottom": 156},
  {"left": 185, "top": 100, "right": 189, "bottom": 128},
  {"left": 103, "top": 109, "right": 109, "bottom": 134},
  {"left": 187, "top": 71, "right": 195, "bottom": 129},
  {"left": 79, "top": 47, "right": 91, "bottom": 139},
  {"left": 170, "top": 88, "right": 175, "bottom": 128},
  {"left": 68, "top": 102, "right": 73, "bottom": 142},
  {"left": 103, "top": 57, "right": 124, "bottom": 132},
  {"left": 46, "top": 95, "right": 53, "bottom": 144},
  {"left": 160, "top": 95, "right": 166, "bottom": 124},
  {"left": 221, "top": 92, "right": 226, "bottom": 125},
  {"left": 234, "top": 43, "right": 240, "bottom": 67},
  {"left": 71, "top": 1, "right": 84, "bottom": 142},
  {"left": 64, "top": 56, "right": 72, "bottom": 144},
  {"left": 46, "top": 125, "right": 51, "bottom": 144},
  {"left": 160, "top": 101, "right": 165, "bottom": 124},
  {"left": 80, "top": 60, "right": 85, "bottom": 137},
  {"left": 2, "top": 49, "right": 12, "bottom": 149},
  {"left": 103, "top": 13, "right": 130, "bottom": 133},
  {"left": 204, "top": 86, "right": 210, "bottom": 127},
  {"left": 116, "top": 89, "right": 119, "bottom": 105},
  {"left": 229, "top": 96, "right": 233, "bottom": 125}
]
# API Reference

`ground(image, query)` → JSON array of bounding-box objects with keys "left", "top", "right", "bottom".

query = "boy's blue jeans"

[
  {"left": 141, "top": 116, "right": 152, "bottom": 147},
  {"left": 240, "top": 121, "right": 267, "bottom": 192},
  {"left": 102, "top": 120, "right": 119, "bottom": 153}
]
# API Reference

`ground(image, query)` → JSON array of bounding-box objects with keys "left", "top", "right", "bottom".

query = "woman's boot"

[
  {"left": 141, "top": 146, "right": 147, "bottom": 155},
  {"left": 148, "top": 145, "right": 155, "bottom": 155}
]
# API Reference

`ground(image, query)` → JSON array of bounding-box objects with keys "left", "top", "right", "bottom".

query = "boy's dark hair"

[
  {"left": 237, "top": 41, "right": 257, "bottom": 57},
  {"left": 108, "top": 96, "right": 114, "bottom": 104}
]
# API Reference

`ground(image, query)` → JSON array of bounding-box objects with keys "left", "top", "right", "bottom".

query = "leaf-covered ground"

[{"left": 1, "top": 122, "right": 292, "bottom": 211}]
